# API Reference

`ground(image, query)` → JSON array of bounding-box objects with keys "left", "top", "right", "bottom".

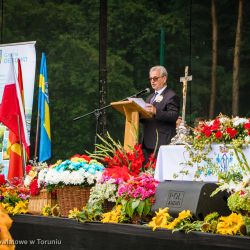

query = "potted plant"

[{"left": 117, "top": 173, "right": 158, "bottom": 224}]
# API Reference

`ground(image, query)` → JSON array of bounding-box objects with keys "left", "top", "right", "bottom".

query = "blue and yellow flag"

[{"left": 38, "top": 52, "right": 51, "bottom": 162}]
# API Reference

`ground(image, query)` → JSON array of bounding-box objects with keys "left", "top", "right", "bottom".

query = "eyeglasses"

[{"left": 149, "top": 76, "right": 163, "bottom": 82}]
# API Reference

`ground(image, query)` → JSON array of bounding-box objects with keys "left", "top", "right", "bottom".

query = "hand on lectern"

[{"left": 145, "top": 103, "right": 156, "bottom": 115}]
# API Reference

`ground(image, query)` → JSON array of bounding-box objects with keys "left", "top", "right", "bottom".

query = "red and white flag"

[
  {"left": 5, "top": 59, "right": 30, "bottom": 180},
  {"left": 0, "top": 57, "right": 30, "bottom": 180}
]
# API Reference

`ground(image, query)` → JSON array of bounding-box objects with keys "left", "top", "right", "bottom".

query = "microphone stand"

[
  {"left": 73, "top": 103, "right": 112, "bottom": 149},
  {"left": 72, "top": 89, "right": 150, "bottom": 149}
]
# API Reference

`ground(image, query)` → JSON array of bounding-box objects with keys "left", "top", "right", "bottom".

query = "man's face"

[{"left": 149, "top": 69, "right": 167, "bottom": 91}]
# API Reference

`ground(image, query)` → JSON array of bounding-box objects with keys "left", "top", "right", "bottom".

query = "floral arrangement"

[
  {"left": 68, "top": 173, "right": 158, "bottom": 224},
  {"left": 38, "top": 155, "right": 104, "bottom": 190},
  {"left": 102, "top": 143, "right": 145, "bottom": 181},
  {"left": 185, "top": 114, "right": 250, "bottom": 168},
  {"left": 24, "top": 160, "right": 48, "bottom": 195},
  {"left": 192, "top": 114, "right": 250, "bottom": 148},
  {"left": 89, "top": 133, "right": 156, "bottom": 181},
  {"left": 116, "top": 173, "right": 158, "bottom": 221},
  {"left": 220, "top": 174, "right": 250, "bottom": 216},
  {"left": 179, "top": 114, "right": 250, "bottom": 180},
  {"left": 0, "top": 175, "right": 29, "bottom": 215},
  {"left": 148, "top": 207, "right": 192, "bottom": 231},
  {"left": 182, "top": 114, "right": 250, "bottom": 216},
  {"left": 87, "top": 175, "right": 119, "bottom": 212},
  {"left": 148, "top": 208, "right": 249, "bottom": 236}
]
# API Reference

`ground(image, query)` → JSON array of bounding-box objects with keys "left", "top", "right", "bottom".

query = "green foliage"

[
  {"left": 118, "top": 196, "right": 152, "bottom": 219},
  {"left": 227, "top": 192, "right": 250, "bottom": 213},
  {"left": 2, "top": 194, "right": 21, "bottom": 207},
  {"left": 244, "top": 216, "right": 250, "bottom": 236}
]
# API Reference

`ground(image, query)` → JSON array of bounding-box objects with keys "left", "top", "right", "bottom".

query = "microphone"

[{"left": 132, "top": 88, "right": 150, "bottom": 97}]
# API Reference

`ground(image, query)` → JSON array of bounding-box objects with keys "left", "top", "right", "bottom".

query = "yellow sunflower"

[
  {"left": 164, "top": 210, "right": 192, "bottom": 230},
  {"left": 148, "top": 207, "right": 171, "bottom": 231},
  {"left": 216, "top": 213, "right": 244, "bottom": 235}
]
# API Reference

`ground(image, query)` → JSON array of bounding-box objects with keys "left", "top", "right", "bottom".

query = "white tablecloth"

[{"left": 154, "top": 144, "right": 250, "bottom": 182}]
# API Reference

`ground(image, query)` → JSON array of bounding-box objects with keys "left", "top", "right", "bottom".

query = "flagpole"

[
  {"left": 34, "top": 110, "right": 40, "bottom": 161},
  {"left": 17, "top": 115, "right": 26, "bottom": 176}
]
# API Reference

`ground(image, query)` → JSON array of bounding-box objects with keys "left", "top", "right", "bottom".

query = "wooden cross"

[{"left": 180, "top": 66, "right": 192, "bottom": 124}]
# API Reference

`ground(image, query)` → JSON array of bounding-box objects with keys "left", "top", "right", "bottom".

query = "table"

[{"left": 154, "top": 144, "right": 250, "bottom": 182}]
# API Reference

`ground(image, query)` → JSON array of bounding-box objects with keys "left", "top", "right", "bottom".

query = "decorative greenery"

[
  {"left": 227, "top": 190, "right": 250, "bottom": 214},
  {"left": 68, "top": 206, "right": 103, "bottom": 223},
  {"left": 148, "top": 208, "right": 249, "bottom": 236},
  {"left": 41, "top": 204, "right": 60, "bottom": 217},
  {"left": 178, "top": 115, "right": 250, "bottom": 182},
  {"left": 0, "top": 183, "right": 29, "bottom": 215}
]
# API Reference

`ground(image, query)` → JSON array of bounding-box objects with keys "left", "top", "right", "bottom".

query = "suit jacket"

[{"left": 141, "top": 87, "right": 180, "bottom": 150}]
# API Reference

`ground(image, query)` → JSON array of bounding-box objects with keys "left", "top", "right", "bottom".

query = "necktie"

[{"left": 150, "top": 92, "right": 158, "bottom": 104}]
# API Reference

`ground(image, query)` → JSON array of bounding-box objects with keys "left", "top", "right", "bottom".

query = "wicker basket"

[
  {"left": 56, "top": 186, "right": 91, "bottom": 217},
  {"left": 28, "top": 189, "right": 57, "bottom": 215}
]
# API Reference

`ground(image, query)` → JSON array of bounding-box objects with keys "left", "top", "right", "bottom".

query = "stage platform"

[{"left": 10, "top": 215, "right": 250, "bottom": 250}]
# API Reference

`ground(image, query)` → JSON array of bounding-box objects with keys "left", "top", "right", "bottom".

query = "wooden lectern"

[{"left": 111, "top": 100, "right": 152, "bottom": 151}]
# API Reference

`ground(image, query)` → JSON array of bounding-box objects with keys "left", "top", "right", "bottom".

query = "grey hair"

[{"left": 149, "top": 65, "right": 168, "bottom": 77}]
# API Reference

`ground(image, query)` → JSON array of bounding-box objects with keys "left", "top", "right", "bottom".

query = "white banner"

[{"left": 0, "top": 41, "right": 36, "bottom": 175}]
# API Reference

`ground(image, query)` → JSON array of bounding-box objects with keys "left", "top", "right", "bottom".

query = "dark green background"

[{"left": 1, "top": 0, "right": 249, "bottom": 161}]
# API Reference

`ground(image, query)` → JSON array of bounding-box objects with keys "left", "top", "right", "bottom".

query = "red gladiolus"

[
  {"left": 102, "top": 144, "right": 148, "bottom": 180},
  {"left": 103, "top": 165, "right": 130, "bottom": 182},
  {"left": 144, "top": 154, "right": 156, "bottom": 169}
]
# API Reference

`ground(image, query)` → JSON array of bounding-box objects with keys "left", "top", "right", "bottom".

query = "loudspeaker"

[{"left": 152, "top": 181, "right": 230, "bottom": 220}]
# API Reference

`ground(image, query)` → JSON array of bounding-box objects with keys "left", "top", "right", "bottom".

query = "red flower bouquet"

[
  {"left": 89, "top": 133, "right": 156, "bottom": 182},
  {"left": 193, "top": 114, "right": 250, "bottom": 147},
  {"left": 24, "top": 161, "right": 48, "bottom": 196}
]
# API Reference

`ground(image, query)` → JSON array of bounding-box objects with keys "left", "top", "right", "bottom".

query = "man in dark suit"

[{"left": 141, "top": 65, "right": 180, "bottom": 160}]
